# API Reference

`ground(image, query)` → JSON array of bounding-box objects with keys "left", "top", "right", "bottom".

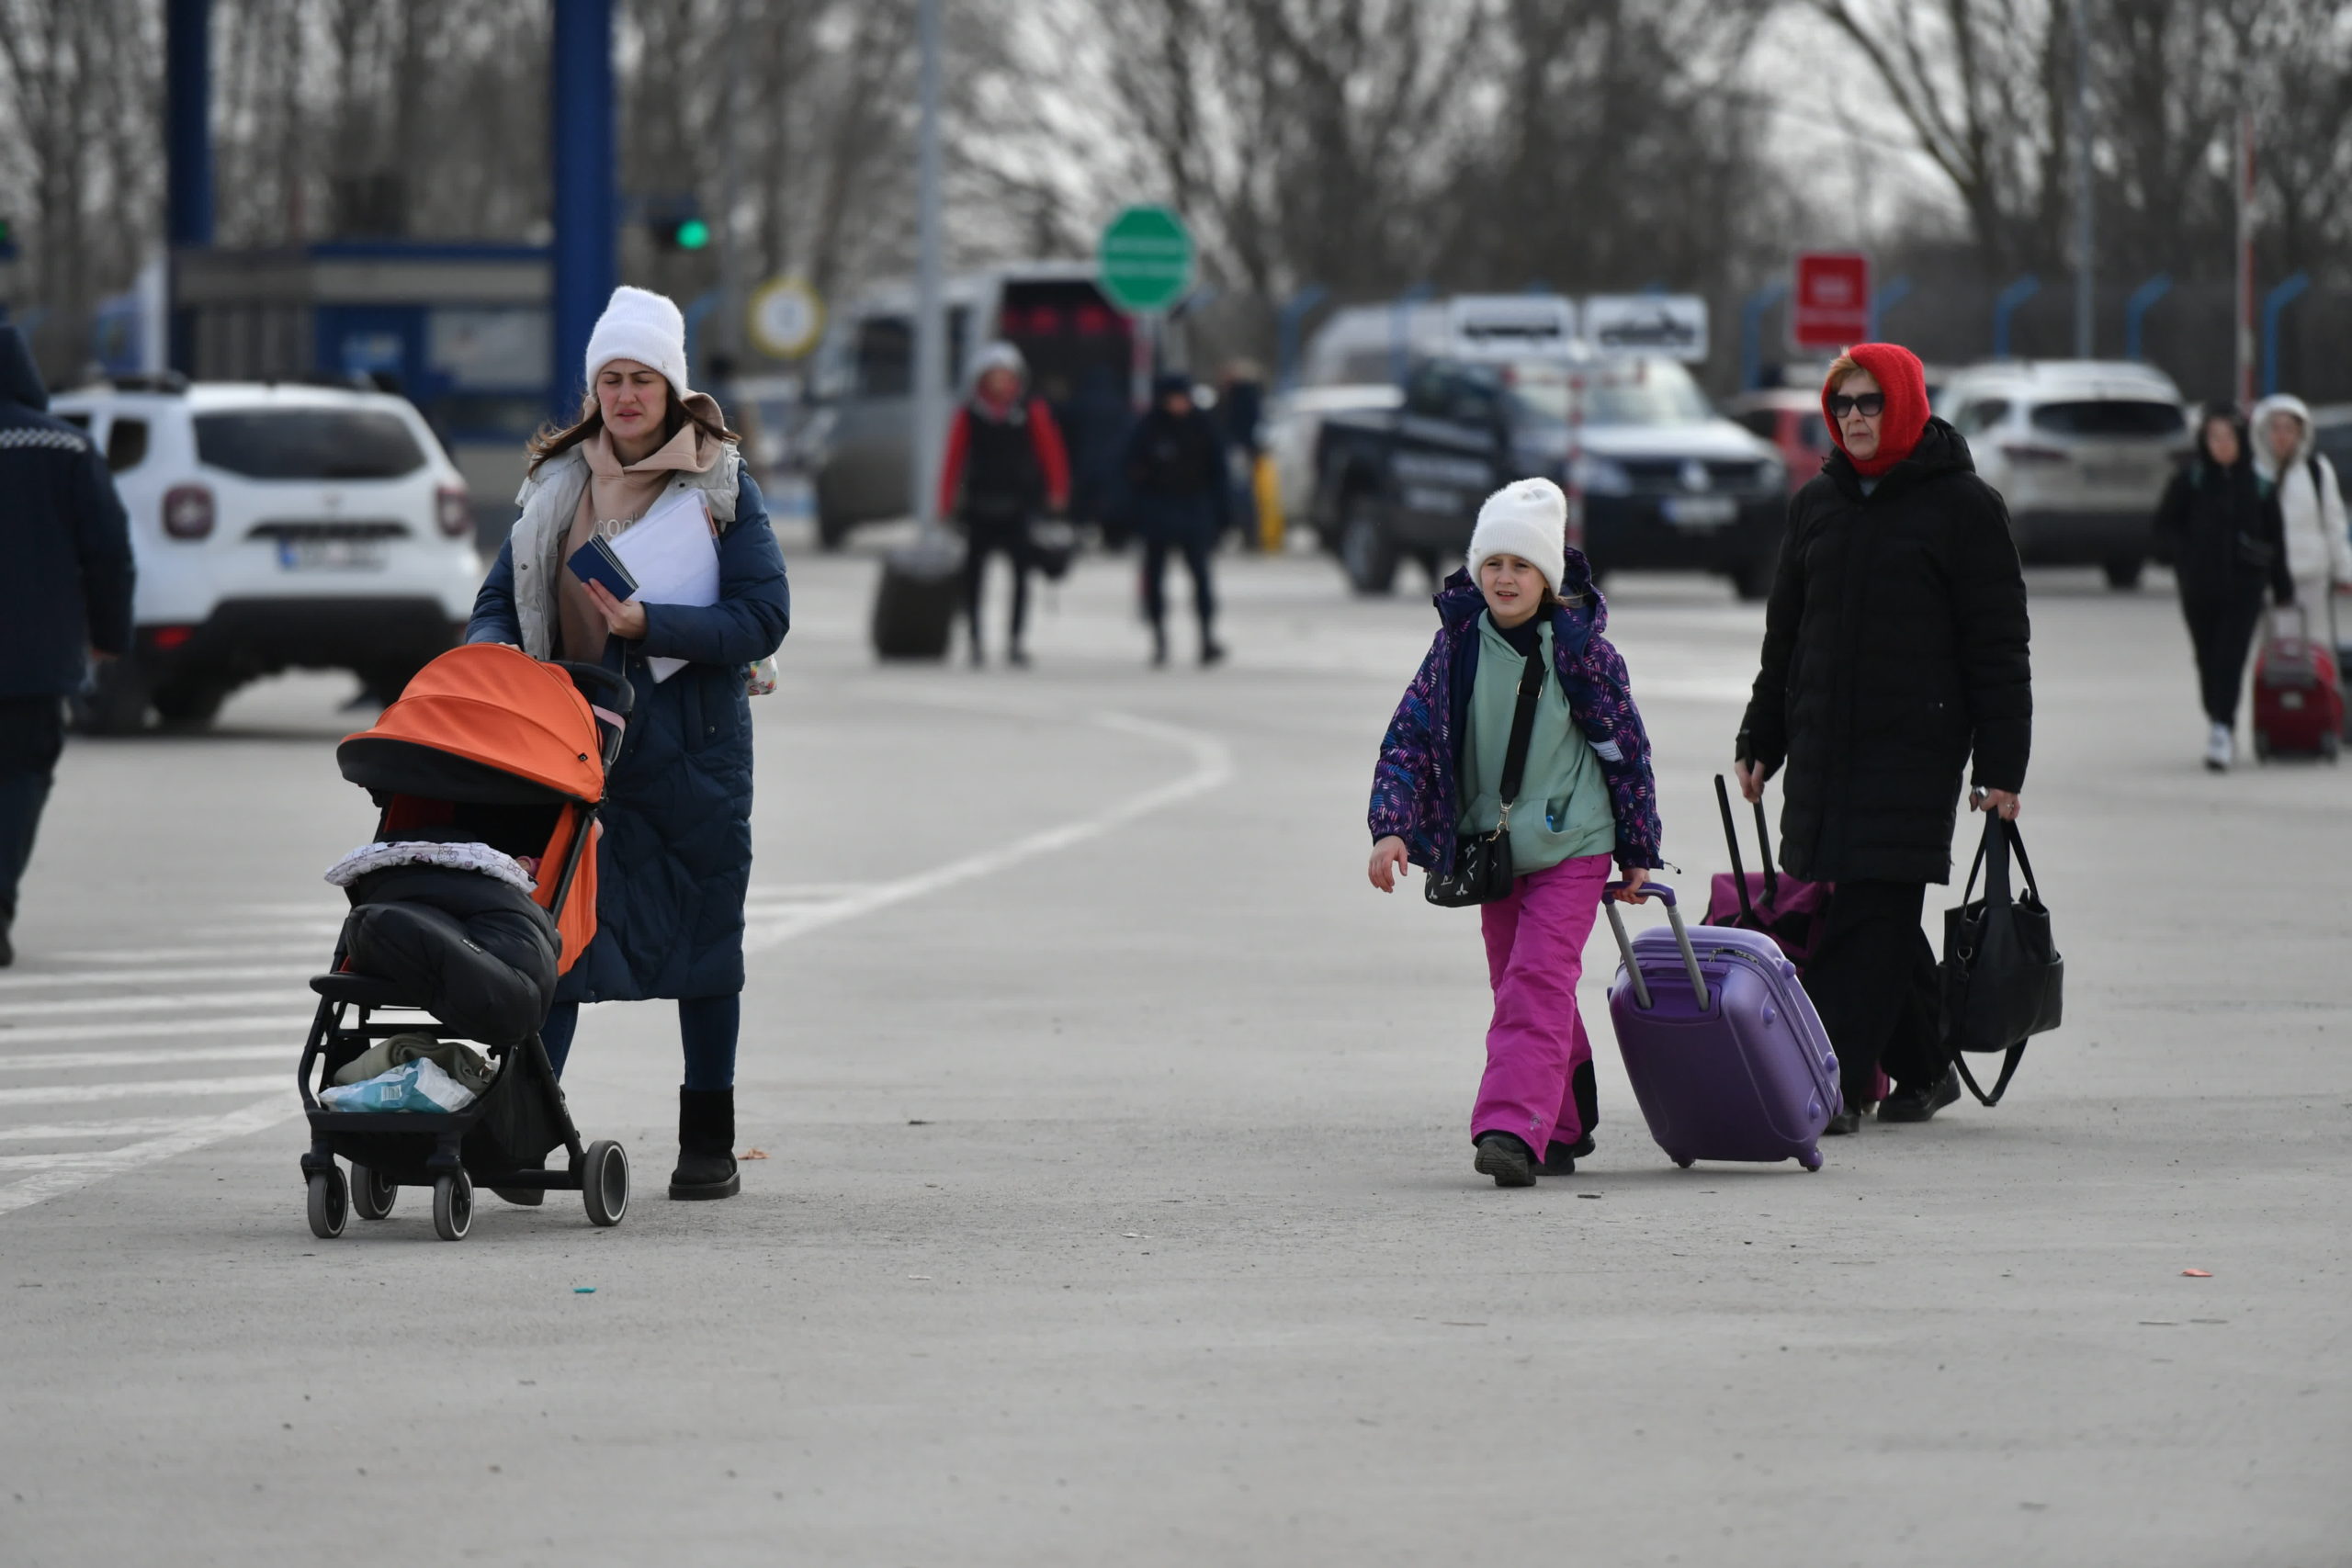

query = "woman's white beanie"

[
  {"left": 1467, "top": 478, "right": 1568, "bottom": 595},
  {"left": 582, "top": 285, "right": 692, "bottom": 400}
]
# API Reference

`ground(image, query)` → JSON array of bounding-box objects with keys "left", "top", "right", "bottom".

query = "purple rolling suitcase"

[{"left": 1602, "top": 884, "right": 1841, "bottom": 1172}]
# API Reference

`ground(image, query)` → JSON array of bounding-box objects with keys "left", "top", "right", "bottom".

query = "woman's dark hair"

[
  {"left": 527, "top": 379, "right": 739, "bottom": 474},
  {"left": 2196, "top": 402, "right": 2247, "bottom": 467}
]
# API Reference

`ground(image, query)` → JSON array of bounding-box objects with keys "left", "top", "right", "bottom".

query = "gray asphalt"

[{"left": 2, "top": 531, "right": 2346, "bottom": 1567}]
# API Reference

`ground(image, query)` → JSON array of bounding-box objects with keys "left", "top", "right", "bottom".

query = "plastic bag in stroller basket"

[{"left": 321, "top": 1058, "right": 479, "bottom": 1113}]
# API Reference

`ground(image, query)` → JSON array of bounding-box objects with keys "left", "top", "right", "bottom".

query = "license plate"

[
  {"left": 2081, "top": 463, "right": 2147, "bottom": 488},
  {"left": 1662, "top": 495, "right": 1737, "bottom": 527},
  {"left": 278, "top": 538, "right": 387, "bottom": 571}
]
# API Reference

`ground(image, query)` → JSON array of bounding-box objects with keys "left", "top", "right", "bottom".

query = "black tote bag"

[
  {"left": 1425, "top": 649, "right": 1547, "bottom": 908},
  {"left": 1939, "top": 813, "right": 2064, "bottom": 1106}
]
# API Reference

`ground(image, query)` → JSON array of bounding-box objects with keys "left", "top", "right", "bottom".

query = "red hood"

[{"left": 1823, "top": 343, "right": 1929, "bottom": 479}]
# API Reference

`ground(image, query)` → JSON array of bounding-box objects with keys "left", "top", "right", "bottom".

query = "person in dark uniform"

[
  {"left": 1124, "top": 372, "right": 1230, "bottom": 667},
  {"left": 935, "top": 343, "right": 1070, "bottom": 668},
  {"left": 0, "top": 323, "right": 135, "bottom": 966}
]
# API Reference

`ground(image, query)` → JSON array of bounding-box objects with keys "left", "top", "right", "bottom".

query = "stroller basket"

[{"left": 296, "top": 649, "right": 635, "bottom": 1243}]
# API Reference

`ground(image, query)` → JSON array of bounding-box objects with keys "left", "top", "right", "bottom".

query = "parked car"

[
  {"left": 1724, "top": 386, "right": 1835, "bottom": 499},
  {"left": 1309, "top": 355, "right": 1786, "bottom": 598},
  {"left": 799, "top": 263, "right": 1137, "bottom": 548},
  {"left": 1266, "top": 382, "right": 1403, "bottom": 547},
  {"left": 1933, "top": 360, "right": 2190, "bottom": 588},
  {"left": 49, "top": 377, "right": 479, "bottom": 731}
]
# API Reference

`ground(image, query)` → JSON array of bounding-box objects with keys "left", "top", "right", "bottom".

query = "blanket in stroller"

[{"left": 325, "top": 837, "right": 560, "bottom": 1045}]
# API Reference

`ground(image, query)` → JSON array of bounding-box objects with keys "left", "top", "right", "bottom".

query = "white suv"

[
  {"left": 49, "top": 378, "right": 482, "bottom": 730},
  {"left": 1933, "top": 360, "right": 2190, "bottom": 589}
]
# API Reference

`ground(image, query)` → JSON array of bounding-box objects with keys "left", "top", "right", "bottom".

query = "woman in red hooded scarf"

[{"left": 1733, "top": 344, "right": 2033, "bottom": 1133}]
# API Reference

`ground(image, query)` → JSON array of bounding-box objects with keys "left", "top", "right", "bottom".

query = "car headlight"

[
  {"left": 1755, "top": 456, "right": 1785, "bottom": 492},
  {"left": 1571, "top": 455, "right": 1634, "bottom": 495}
]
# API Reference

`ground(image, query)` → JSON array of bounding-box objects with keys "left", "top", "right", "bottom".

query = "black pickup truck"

[{"left": 1308, "top": 356, "right": 1789, "bottom": 598}]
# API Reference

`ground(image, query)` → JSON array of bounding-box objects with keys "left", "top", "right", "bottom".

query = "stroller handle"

[{"left": 553, "top": 660, "right": 635, "bottom": 718}]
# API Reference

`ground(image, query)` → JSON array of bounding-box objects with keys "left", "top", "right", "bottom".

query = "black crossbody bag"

[{"left": 1426, "top": 649, "right": 1548, "bottom": 908}]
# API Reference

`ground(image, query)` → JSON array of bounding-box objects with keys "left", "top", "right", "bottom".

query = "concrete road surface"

[{"left": 2, "top": 535, "right": 2346, "bottom": 1567}]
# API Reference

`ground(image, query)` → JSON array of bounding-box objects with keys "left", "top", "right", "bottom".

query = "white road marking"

[
  {"left": 0, "top": 1116, "right": 226, "bottom": 1143},
  {"left": 0, "top": 1098, "right": 289, "bottom": 1217},
  {"left": 0, "top": 1043, "right": 289, "bottom": 1073},
  {"left": 1, "top": 702, "right": 1235, "bottom": 1218},
  {"left": 0, "top": 989, "right": 306, "bottom": 1020},
  {"left": 51, "top": 942, "right": 325, "bottom": 964},
  {"left": 0, "top": 964, "right": 311, "bottom": 992},
  {"left": 0, "top": 1015, "right": 311, "bottom": 1046}
]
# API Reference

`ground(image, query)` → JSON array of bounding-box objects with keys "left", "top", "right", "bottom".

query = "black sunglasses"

[{"left": 1827, "top": 392, "right": 1886, "bottom": 419}]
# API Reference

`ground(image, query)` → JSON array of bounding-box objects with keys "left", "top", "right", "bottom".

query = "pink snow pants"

[{"left": 1472, "top": 852, "right": 1611, "bottom": 1154}]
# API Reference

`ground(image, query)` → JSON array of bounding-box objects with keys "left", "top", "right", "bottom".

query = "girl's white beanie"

[
  {"left": 1467, "top": 478, "right": 1568, "bottom": 595},
  {"left": 583, "top": 286, "right": 692, "bottom": 400}
]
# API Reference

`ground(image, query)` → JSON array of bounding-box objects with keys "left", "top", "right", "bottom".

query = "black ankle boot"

[{"left": 670, "top": 1087, "right": 741, "bottom": 1200}]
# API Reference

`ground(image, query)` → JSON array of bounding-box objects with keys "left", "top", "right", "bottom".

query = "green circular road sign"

[{"left": 1097, "top": 205, "right": 1194, "bottom": 315}]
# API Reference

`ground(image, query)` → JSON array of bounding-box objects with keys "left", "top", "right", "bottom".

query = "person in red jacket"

[{"left": 936, "top": 343, "right": 1070, "bottom": 667}]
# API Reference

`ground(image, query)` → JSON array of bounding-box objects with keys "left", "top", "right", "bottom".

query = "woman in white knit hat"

[
  {"left": 1364, "top": 478, "right": 1665, "bottom": 1188},
  {"left": 467, "top": 284, "right": 791, "bottom": 1201}
]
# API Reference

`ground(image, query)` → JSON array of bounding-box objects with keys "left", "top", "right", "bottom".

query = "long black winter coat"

[
  {"left": 0, "top": 329, "right": 134, "bottom": 699},
  {"left": 2152, "top": 458, "right": 2294, "bottom": 609},
  {"left": 1736, "top": 418, "right": 2032, "bottom": 886}
]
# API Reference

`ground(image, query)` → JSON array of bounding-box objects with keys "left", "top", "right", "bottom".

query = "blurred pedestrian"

[
  {"left": 2249, "top": 393, "right": 2351, "bottom": 628},
  {"left": 1735, "top": 344, "right": 2031, "bottom": 1132},
  {"left": 2154, "top": 404, "right": 2295, "bottom": 772},
  {"left": 936, "top": 342, "right": 1069, "bottom": 668},
  {"left": 469, "top": 285, "right": 790, "bottom": 1201},
  {"left": 1367, "top": 479, "right": 1665, "bottom": 1188},
  {"left": 1218, "top": 358, "right": 1267, "bottom": 547},
  {"left": 1124, "top": 372, "right": 1229, "bottom": 667},
  {"left": 0, "top": 323, "right": 134, "bottom": 968}
]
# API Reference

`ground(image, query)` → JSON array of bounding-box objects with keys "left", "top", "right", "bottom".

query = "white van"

[
  {"left": 50, "top": 378, "right": 481, "bottom": 730},
  {"left": 1934, "top": 360, "right": 2190, "bottom": 588}
]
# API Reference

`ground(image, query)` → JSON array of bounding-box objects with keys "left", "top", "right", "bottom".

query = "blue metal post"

[
  {"left": 1992, "top": 274, "right": 2041, "bottom": 358},
  {"left": 1866, "top": 274, "right": 1913, "bottom": 341},
  {"left": 2123, "top": 273, "right": 2172, "bottom": 360},
  {"left": 550, "top": 0, "right": 617, "bottom": 423},
  {"left": 1388, "top": 281, "right": 1432, "bottom": 385},
  {"left": 1274, "top": 286, "right": 1327, "bottom": 391},
  {"left": 2259, "top": 272, "right": 2311, "bottom": 398},
  {"left": 1738, "top": 280, "right": 1787, "bottom": 389},
  {"left": 164, "top": 0, "right": 214, "bottom": 374}
]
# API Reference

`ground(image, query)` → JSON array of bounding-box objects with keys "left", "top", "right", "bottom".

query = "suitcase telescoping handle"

[{"left": 1602, "top": 882, "right": 1712, "bottom": 1012}]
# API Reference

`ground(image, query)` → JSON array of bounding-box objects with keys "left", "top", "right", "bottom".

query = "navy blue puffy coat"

[
  {"left": 466, "top": 469, "right": 789, "bottom": 1001},
  {"left": 0, "top": 329, "right": 135, "bottom": 698}
]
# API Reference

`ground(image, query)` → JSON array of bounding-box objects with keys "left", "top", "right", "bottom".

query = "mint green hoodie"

[{"left": 1456, "top": 614, "right": 1617, "bottom": 874}]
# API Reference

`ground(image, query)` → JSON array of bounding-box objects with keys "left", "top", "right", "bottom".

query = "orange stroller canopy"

[{"left": 338, "top": 644, "right": 605, "bottom": 805}]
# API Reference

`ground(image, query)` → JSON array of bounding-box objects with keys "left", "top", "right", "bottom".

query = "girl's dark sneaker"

[
  {"left": 1538, "top": 1132, "right": 1594, "bottom": 1176},
  {"left": 1876, "top": 1065, "right": 1962, "bottom": 1123},
  {"left": 1474, "top": 1133, "right": 1537, "bottom": 1188},
  {"left": 1823, "top": 1110, "right": 1863, "bottom": 1135}
]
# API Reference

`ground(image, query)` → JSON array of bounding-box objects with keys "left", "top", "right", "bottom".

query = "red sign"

[{"left": 1791, "top": 252, "right": 1871, "bottom": 350}]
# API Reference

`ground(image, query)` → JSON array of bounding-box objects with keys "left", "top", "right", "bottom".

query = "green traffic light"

[{"left": 676, "top": 218, "right": 710, "bottom": 251}]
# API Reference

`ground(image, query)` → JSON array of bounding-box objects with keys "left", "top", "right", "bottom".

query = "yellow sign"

[{"left": 747, "top": 276, "right": 825, "bottom": 360}]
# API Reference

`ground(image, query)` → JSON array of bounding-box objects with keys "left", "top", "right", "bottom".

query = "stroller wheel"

[
  {"left": 432, "top": 1170, "right": 474, "bottom": 1241},
  {"left": 306, "top": 1167, "right": 349, "bottom": 1239},
  {"left": 349, "top": 1162, "right": 397, "bottom": 1222},
  {"left": 582, "top": 1140, "right": 629, "bottom": 1227}
]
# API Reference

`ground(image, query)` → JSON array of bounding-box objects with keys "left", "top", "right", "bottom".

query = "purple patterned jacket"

[{"left": 1368, "top": 558, "right": 1664, "bottom": 874}]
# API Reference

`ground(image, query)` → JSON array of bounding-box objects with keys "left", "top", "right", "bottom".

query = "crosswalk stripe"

[
  {"left": 0, "top": 964, "right": 312, "bottom": 993},
  {"left": 0, "top": 1043, "right": 288, "bottom": 1073},
  {"left": 0, "top": 1075, "right": 285, "bottom": 1107},
  {"left": 0, "top": 989, "right": 319, "bottom": 1020},
  {"left": 0, "top": 1098, "right": 293, "bottom": 1217},
  {"left": 0, "top": 1116, "right": 224, "bottom": 1143},
  {"left": 0, "top": 1014, "right": 311, "bottom": 1046},
  {"left": 50, "top": 943, "right": 325, "bottom": 964}
]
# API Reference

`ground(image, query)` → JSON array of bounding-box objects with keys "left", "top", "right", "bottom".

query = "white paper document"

[{"left": 609, "top": 488, "right": 721, "bottom": 682}]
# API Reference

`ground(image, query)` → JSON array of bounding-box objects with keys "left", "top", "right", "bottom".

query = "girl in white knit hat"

[
  {"left": 1364, "top": 478, "right": 1666, "bottom": 1188},
  {"left": 467, "top": 284, "right": 790, "bottom": 1202}
]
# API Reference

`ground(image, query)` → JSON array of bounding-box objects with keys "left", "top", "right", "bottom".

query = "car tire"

[
  {"left": 74, "top": 660, "right": 152, "bottom": 736},
  {"left": 815, "top": 500, "right": 853, "bottom": 553},
  {"left": 1340, "top": 494, "right": 1399, "bottom": 596},
  {"left": 2102, "top": 555, "right": 2145, "bottom": 591},
  {"left": 152, "top": 679, "right": 228, "bottom": 729}
]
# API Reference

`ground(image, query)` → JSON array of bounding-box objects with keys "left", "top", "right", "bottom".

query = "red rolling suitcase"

[{"left": 2252, "top": 604, "right": 2343, "bottom": 762}]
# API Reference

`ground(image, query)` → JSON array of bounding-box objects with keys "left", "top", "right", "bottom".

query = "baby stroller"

[{"left": 297, "top": 645, "right": 633, "bottom": 1242}]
